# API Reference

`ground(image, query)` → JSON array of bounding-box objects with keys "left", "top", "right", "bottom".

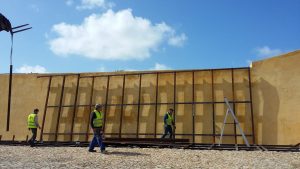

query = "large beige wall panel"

[
  {"left": 73, "top": 78, "right": 93, "bottom": 141},
  {"left": 0, "top": 74, "right": 48, "bottom": 141},
  {"left": 138, "top": 105, "right": 155, "bottom": 138},
  {"left": 56, "top": 76, "right": 77, "bottom": 141},
  {"left": 252, "top": 50, "right": 300, "bottom": 145},
  {"left": 121, "top": 105, "right": 138, "bottom": 138},
  {"left": 93, "top": 77, "right": 108, "bottom": 105},
  {"left": 175, "top": 72, "right": 193, "bottom": 140},
  {"left": 0, "top": 75, "right": 9, "bottom": 139},
  {"left": 139, "top": 74, "right": 156, "bottom": 137},
  {"left": 194, "top": 71, "right": 213, "bottom": 143}
]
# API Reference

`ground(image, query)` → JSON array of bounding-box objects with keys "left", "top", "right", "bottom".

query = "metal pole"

[
  {"left": 85, "top": 77, "right": 95, "bottom": 142},
  {"left": 103, "top": 76, "right": 110, "bottom": 134},
  {"left": 231, "top": 69, "right": 237, "bottom": 144},
  {"left": 173, "top": 72, "right": 176, "bottom": 139},
  {"left": 248, "top": 68, "right": 256, "bottom": 144},
  {"left": 154, "top": 73, "right": 159, "bottom": 138},
  {"left": 54, "top": 76, "right": 66, "bottom": 142},
  {"left": 40, "top": 77, "right": 52, "bottom": 141},
  {"left": 70, "top": 75, "right": 80, "bottom": 141},
  {"left": 192, "top": 71, "right": 195, "bottom": 144},
  {"left": 119, "top": 75, "right": 126, "bottom": 138},
  {"left": 136, "top": 74, "right": 142, "bottom": 138},
  {"left": 211, "top": 70, "right": 216, "bottom": 143},
  {"left": 6, "top": 64, "right": 13, "bottom": 131}
]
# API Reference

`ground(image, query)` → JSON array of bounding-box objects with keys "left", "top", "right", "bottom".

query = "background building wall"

[
  {"left": 0, "top": 50, "right": 299, "bottom": 145},
  {"left": 251, "top": 50, "right": 300, "bottom": 145}
]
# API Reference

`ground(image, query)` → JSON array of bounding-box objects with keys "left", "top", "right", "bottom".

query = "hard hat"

[{"left": 95, "top": 104, "right": 102, "bottom": 109}]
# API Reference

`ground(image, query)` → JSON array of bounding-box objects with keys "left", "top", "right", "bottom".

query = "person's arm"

[
  {"left": 90, "top": 112, "right": 96, "bottom": 128},
  {"left": 34, "top": 115, "right": 41, "bottom": 129},
  {"left": 164, "top": 114, "right": 168, "bottom": 125}
]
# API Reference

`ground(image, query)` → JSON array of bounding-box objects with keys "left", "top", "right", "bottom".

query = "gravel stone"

[{"left": 0, "top": 145, "right": 300, "bottom": 169}]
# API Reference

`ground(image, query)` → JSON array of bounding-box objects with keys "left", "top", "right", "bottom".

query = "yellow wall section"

[
  {"left": 0, "top": 50, "right": 299, "bottom": 145},
  {"left": 252, "top": 50, "right": 300, "bottom": 145}
]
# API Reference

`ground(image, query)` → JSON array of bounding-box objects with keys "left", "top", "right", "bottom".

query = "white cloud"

[
  {"left": 65, "top": 0, "right": 74, "bottom": 6},
  {"left": 49, "top": 9, "right": 186, "bottom": 60},
  {"left": 255, "top": 46, "right": 284, "bottom": 58},
  {"left": 15, "top": 65, "right": 47, "bottom": 73},
  {"left": 76, "top": 0, "right": 114, "bottom": 10},
  {"left": 168, "top": 33, "right": 187, "bottom": 47},
  {"left": 151, "top": 63, "right": 171, "bottom": 70},
  {"left": 97, "top": 65, "right": 106, "bottom": 72}
]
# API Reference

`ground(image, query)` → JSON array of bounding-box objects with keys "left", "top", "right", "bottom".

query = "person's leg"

[
  {"left": 32, "top": 128, "right": 37, "bottom": 141},
  {"left": 30, "top": 129, "right": 37, "bottom": 147},
  {"left": 93, "top": 129, "right": 106, "bottom": 152},
  {"left": 28, "top": 129, "right": 33, "bottom": 144},
  {"left": 167, "top": 126, "right": 173, "bottom": 139},
  {"left": 161, "top": 125, "right": 168, "bottom": 138},
  {"left": 99, "top": 133, "right": 106, "bottom": 152},
  {"left": 88, "top": 135, "right": 97, "bottom": 151},
  {"left": 95, "top": 134, "right": 106, "bottom": 152}
]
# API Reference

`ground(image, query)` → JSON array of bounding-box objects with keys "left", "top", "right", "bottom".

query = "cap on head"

[{"left": 95, "top": 104, "right": 102, "bottom": 109}]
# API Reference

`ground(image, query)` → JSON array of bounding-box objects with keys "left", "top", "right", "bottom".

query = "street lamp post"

[{"left": 1, "top": 13, "right": 32, "bottom": 131}]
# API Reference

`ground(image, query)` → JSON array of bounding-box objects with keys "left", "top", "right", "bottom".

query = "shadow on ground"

[{"left": 106, "top": 151, "right": 149, "bottom": 156}]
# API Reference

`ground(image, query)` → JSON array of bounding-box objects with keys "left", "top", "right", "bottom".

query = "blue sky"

[{"left": 0, "top": 0, "right": 299, "bottom": 73}]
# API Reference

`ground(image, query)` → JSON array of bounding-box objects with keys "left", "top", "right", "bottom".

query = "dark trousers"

[
  {"left": 161, "top": 125, "right": 173, "bottom": 138},
  {"left": 28, "top": 128, "right": 37, "bottom": 146},
  {"left": 89, "top": 128, "right": 105, "bottom": 151}
]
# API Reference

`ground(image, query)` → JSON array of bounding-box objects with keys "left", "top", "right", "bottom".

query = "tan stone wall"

[
  {"left": 1, "top": 50, "right": 299, "bottom": 145},
  {"left": 0, "top": 69, "right": 252, "bottom": 144},
  {"left": 0, "top": 74, "right": 48, "bottom": 141},
  {"left": 252, "top": 50, "right": 300, "bottom": 145}
]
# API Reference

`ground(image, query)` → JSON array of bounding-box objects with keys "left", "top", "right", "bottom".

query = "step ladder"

[{"left": 218, "top": 97, "right": 250, "bottom": 147}]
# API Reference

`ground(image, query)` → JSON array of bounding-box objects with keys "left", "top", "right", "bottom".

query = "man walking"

[
  {"left": 88, "top": 104, "right": 106, "bottom": 153},
  {"left": 161, "top": 108, "right": 176, "bottom": 139},
  {"left": 27, "top": 108, "right": 41, "bottom": 147}
]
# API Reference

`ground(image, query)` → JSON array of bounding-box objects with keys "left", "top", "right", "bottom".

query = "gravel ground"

[{"left": 0, "top": 145, "right": 300, "bottom": 169}]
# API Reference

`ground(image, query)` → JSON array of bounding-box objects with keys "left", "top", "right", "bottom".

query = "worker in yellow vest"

[
  {"left": 88, "top": 104, "right": 106, "bottom": 153},
  {"left": 161, "top": 108, "right": 176, "bottom": 139},
  {"left": 27, "top": 108, "right": 41, "bottom": 147}
]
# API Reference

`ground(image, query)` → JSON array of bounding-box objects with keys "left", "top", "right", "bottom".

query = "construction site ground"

[{"left": 0, "top": 145, "right": 300, "bottom": 168}]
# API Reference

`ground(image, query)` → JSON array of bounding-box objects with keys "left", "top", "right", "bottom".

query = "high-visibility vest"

[
  {"left": 166, "top": 113, "right": 174, "bottom": 125},
  {"left": 93, "top": 110, "right": 103, "bottom": 127},
  {"left": 27, "top": 113, "right": 37, "bottom": 128}
]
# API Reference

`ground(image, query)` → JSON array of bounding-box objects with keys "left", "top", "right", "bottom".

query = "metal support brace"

[{"left": 219, "top": 97, "right": 250, "bottom": 147}]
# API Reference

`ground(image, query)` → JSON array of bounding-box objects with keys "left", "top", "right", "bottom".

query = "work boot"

[{"left": 101, "top": 150, "right": 108, "bottom": 154}]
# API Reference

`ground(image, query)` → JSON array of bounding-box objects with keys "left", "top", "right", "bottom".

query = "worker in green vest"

[
  {"left": 88, "top": 104, "right": 107, "bottom": 153},
  {"left": 161, "top": 108, "right": 176, "bottom": 139},
  {"left": 27, "top": 108, "right": 41, "bottom": 147}
]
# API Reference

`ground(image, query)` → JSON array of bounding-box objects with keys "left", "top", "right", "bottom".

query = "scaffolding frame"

[{"left": 37, "top": 67, "right": 255, "bottom": 145}]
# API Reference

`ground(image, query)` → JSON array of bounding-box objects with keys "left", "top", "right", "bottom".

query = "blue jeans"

[
  {"left": 161, "top": 125, "right": 173, "bottom": 138},
  {"left": 89, "top": 128, "right": 105, "bottom": 151}
]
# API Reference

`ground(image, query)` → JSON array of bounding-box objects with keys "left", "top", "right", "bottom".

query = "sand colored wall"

[
  {"left": 251, "top": 50, "right": 300, "bottom": 145},
  {"left": 0, "top": 68, "right": 252, "bottom": 144},
  {"left": 2, "top": 50, "right": 299, "bottom": 145},
  {"left": 0, "top": 74, "right": 48, "bottom": 141}
]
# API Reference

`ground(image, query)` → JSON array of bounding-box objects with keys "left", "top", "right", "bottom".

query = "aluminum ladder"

[{"left": 218, "top": 97, "right": 250, "bottom": 147}]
